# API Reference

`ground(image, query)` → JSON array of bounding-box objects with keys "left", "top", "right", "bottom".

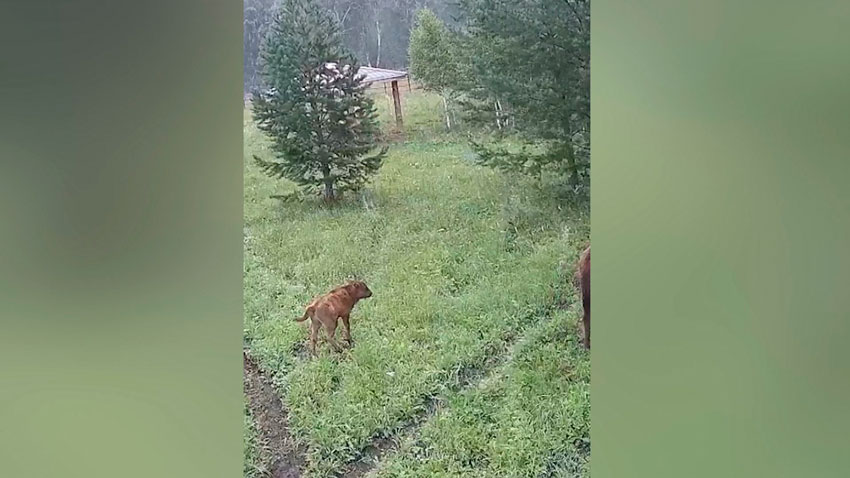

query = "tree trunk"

[
  {"left": 564, "top": 142, "right": 580, "bottom": 187},
  {"left": 375, "top": 20, "right": 382, "bottom": 67},
  {"left": 321, "top": 166, "right": 335, "bottom": 202},
  {"left": 323, "top": 179, "right": 335, "bottom": 202},
  {"left": 442, "top": 95, "right": 451, "bottom": 130}
]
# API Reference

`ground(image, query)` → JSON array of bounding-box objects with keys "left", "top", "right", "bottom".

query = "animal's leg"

[
  {"left": 323, "top": 319, "right": 344, "bottom": 353},
  {"left": 309, "top": 319, "right": 320, "bottom": 356},
  {"left": 341, "top": 314, "right": 352, "bottom": 345},
  {"left": 582, "top": 297, "right": 590, "bottom": 349}
]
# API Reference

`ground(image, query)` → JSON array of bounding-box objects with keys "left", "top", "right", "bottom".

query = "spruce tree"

[
  {"left": 456, "top": 0, "right": 590, "bottom": 188},
  {"left": 252, "top": 0, "right": 387, "bottom": 202}
]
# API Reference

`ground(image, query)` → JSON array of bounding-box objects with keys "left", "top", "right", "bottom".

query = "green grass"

[
  {"left": 244, "top": 401, "right": 263, "bottom": 478},
  {"left": 244, "top": 89, "right": 589, "bottom": 477},
  {"left": 374, "top": 309, "right": 590, "bottom": 477},
  {"left": 370, "top": 87, "right": 450, "bottom": 139}
]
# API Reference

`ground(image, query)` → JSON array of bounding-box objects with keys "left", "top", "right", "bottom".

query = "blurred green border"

[
  {"left": 594, "top": 1, "right": 850, "bottom": 476},
  {"left": 0, "top": 2, "right": 243, "bottom": 477}
]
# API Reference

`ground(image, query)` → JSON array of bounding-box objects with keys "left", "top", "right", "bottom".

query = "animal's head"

[{"left": 348, "top": 280, "right": 372, "bottom": 299}]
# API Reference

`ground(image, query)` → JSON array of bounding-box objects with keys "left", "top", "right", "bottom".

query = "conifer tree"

[
  {"left": 457, "top": 0, "right": 590, "bottom": 188},
  {"left": 252, "top": 0, "right": 387, "bottom": 202}
]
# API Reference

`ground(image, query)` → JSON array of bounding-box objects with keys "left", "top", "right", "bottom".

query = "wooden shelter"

[{"left": 359, "top": 66, "right": 409, "bottom": 129}]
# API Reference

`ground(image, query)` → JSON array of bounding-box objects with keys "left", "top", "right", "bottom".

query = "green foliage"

[
  {"left": 470, "top": 137, "right": 587, "bottom": 197},
  {"left": 409, "top": 8, "right": 465, "bottom": 130},
  {"left": 252, "top": 0, "right": 387, "bottom": 201},
  {"left": 409, "top": 8, "right": 460, "bottom": 94},
  {"left": 455, "top": 0, "right": 590, "bottom": 187}
]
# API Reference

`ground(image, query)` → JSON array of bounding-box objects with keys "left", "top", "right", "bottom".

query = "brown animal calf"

[
  {"left": 296, "top": 280, "right": 373, "bottom": 355},
  {"left": 576, "top": 245, "right": 590, "bottom": 349}
]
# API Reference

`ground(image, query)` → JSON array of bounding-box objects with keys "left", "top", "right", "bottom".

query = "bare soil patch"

[{"left": 244, "top": 351, "right": 308, "bottom": 478}]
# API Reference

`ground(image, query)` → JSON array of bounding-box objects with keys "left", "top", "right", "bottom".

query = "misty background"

[{"left": 244, "top": 0, "right": 460, "bottom": 93}]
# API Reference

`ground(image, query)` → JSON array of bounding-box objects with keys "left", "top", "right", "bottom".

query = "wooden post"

[
  {"left": 391, "top": 80, "right": 403, "bottom": 129},
  {"left": 383, "top": 83, "right": 392, "bottom": 114},
  {"left": 407, "top": 76, "right": 411, "bottom": 92}
]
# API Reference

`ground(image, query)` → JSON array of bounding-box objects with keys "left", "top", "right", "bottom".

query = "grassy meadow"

[{"left": 244, "top": 88, "right": 590, "bottom": 477}]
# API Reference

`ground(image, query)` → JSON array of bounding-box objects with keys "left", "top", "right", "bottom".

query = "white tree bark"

[
  {"left": 442, "top": 95, "right": 452, "bottom": 130},
  {"left": 375, "top": 20, "right": 382, "bottom": 67}
]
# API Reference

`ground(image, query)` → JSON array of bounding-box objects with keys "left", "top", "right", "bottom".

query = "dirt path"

[
  {"left": 339, "top": 314, "right": 556, "bottom": 478},
  {"left": 246, "top": 302, "right": 570, "bottom": 478},
  {"left": 244, "top": 351, "right": 307, "bottom": 478}
]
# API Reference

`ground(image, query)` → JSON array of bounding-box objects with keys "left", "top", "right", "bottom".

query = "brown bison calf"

[
  {"left": 296, "top": 280, "right": 373, "bottom": 356},
  {"left": 576, "top": 245, "right": 590, "bottom": 349}
]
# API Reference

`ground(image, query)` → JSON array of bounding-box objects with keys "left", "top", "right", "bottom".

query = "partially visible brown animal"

[
  {"left": 296, "top": 280, "right": 373, "bottom": 355},
  {"left": 575, "top": 245, "right": 590, "bottom": 349}
]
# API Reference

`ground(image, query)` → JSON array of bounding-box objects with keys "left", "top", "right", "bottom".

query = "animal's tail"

[{"left": 295, "top": 305, "right": 315, "bottom": 322}]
